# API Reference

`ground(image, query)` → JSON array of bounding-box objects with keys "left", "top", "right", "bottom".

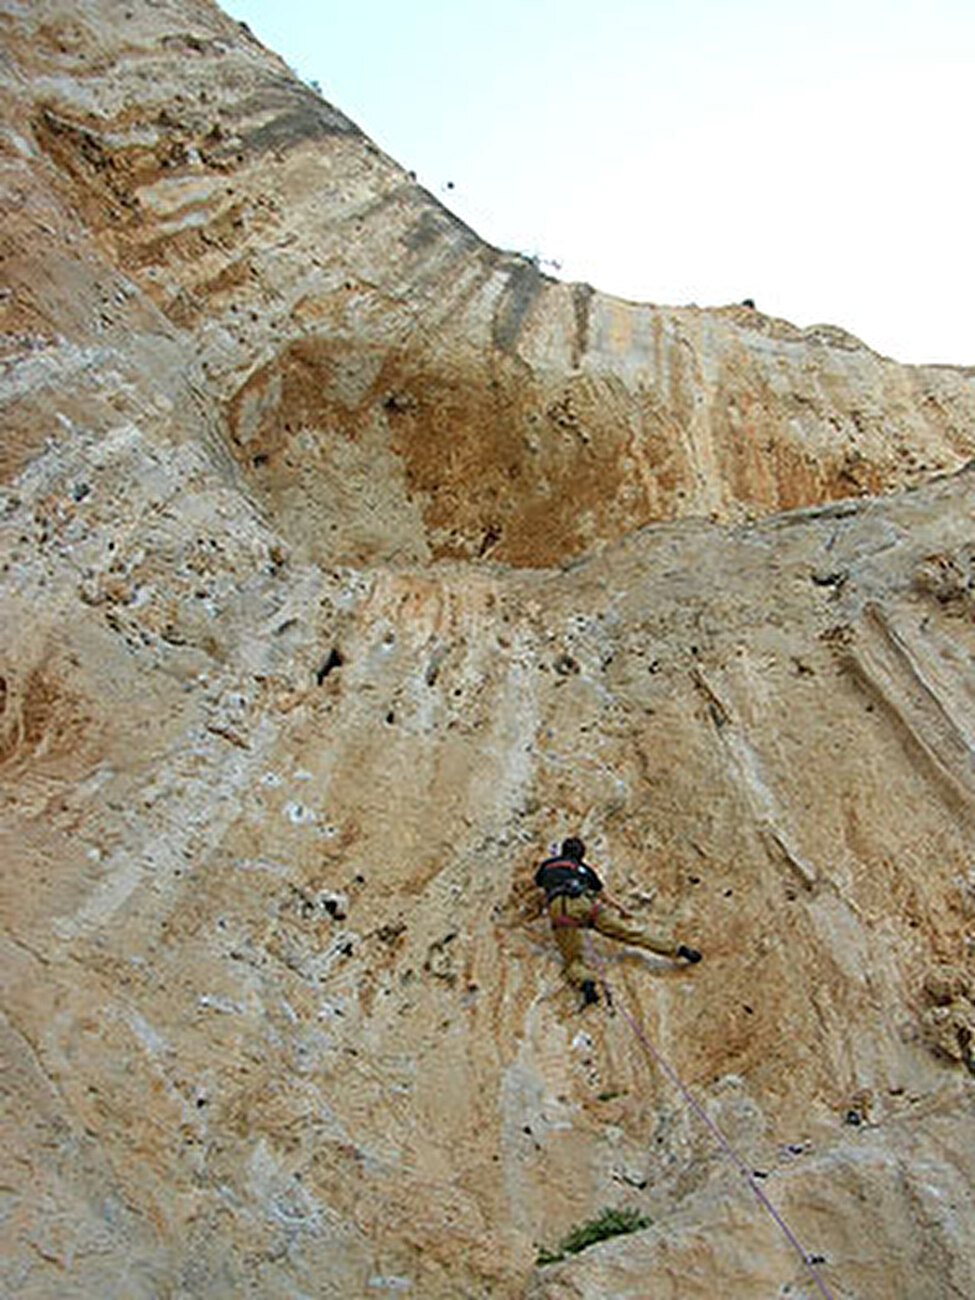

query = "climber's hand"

[{"left": 676, "top": 944, "right": 702, "bottom": 964}]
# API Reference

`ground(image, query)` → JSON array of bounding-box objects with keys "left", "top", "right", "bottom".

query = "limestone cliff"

[{"left": 1, "top": 3, "right": 974, "bottom": 1298}]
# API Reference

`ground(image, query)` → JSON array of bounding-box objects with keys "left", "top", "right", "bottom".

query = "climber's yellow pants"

[{"left": 547, "top": 893, "right": 677, "bottom": 987}]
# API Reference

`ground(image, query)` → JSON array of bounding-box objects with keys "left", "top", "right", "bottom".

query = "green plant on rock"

[{"left": 535, "top": 1206, "right": 651, "bottom": 1267}]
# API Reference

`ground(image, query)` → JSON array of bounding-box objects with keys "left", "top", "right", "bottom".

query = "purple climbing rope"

[{"left": 596, "top": 966, "right": 836, "bottom": 1300}]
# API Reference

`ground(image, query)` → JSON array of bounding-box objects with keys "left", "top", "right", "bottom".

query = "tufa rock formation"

[{"left": 1, "top": 2, "right": 974, "bottom": 1296}]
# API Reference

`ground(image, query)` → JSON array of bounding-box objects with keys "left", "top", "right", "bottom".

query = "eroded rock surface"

[{"left": 2, "top": 3, "right": 974, "bottom": 1297}]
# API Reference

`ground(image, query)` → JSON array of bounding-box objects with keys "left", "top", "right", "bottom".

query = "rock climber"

[{"left": 535, "top": 837, "right": 702, "bottom": 1007}]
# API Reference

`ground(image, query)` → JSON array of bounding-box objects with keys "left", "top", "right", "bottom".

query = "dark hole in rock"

[{"left": 316, "top": 648, "right": 344, "bottom": 684}]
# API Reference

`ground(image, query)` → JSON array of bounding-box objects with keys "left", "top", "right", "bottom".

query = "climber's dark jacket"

[{"left": 534, "top": 856, "right": 604, "bottom": 903}]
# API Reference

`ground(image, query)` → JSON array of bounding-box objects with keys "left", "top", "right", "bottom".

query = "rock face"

[{"left": 1, "top": 3, "right": 974, "bottom": 1297}]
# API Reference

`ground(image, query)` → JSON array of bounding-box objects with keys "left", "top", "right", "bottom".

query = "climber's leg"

[{"left": 593, "top": 900, "right": 678, "bottom": 958}]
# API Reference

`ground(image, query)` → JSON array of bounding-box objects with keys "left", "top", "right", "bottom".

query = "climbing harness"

[
  {"left": 595, "top": 959, "right": 836, "bottom": 1300},
  {"left": 551, "top": 895, "right": 601, "bottom": 928}
]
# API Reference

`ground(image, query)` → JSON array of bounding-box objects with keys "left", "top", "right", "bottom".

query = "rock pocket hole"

[{"left": 315, "top": 648, "right": 344, "bottom": 684}]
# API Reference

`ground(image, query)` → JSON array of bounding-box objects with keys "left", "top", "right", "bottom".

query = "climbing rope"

[{"left": 595, "top": 963, "right": 837, "bottom": 1300}]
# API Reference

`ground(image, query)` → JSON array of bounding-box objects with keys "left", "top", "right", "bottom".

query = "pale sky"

[{"left": 223, "top": 0, "right": 975, "bottom": 367}]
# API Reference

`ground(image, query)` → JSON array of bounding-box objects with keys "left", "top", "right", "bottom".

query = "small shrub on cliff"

[{"left": 536, "top": 1206, "right": 651, "bottom": 1266}]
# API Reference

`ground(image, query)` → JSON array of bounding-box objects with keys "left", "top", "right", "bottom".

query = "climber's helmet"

[{"left": 560, "top": 837, "right": 585, "bottom": 862}]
